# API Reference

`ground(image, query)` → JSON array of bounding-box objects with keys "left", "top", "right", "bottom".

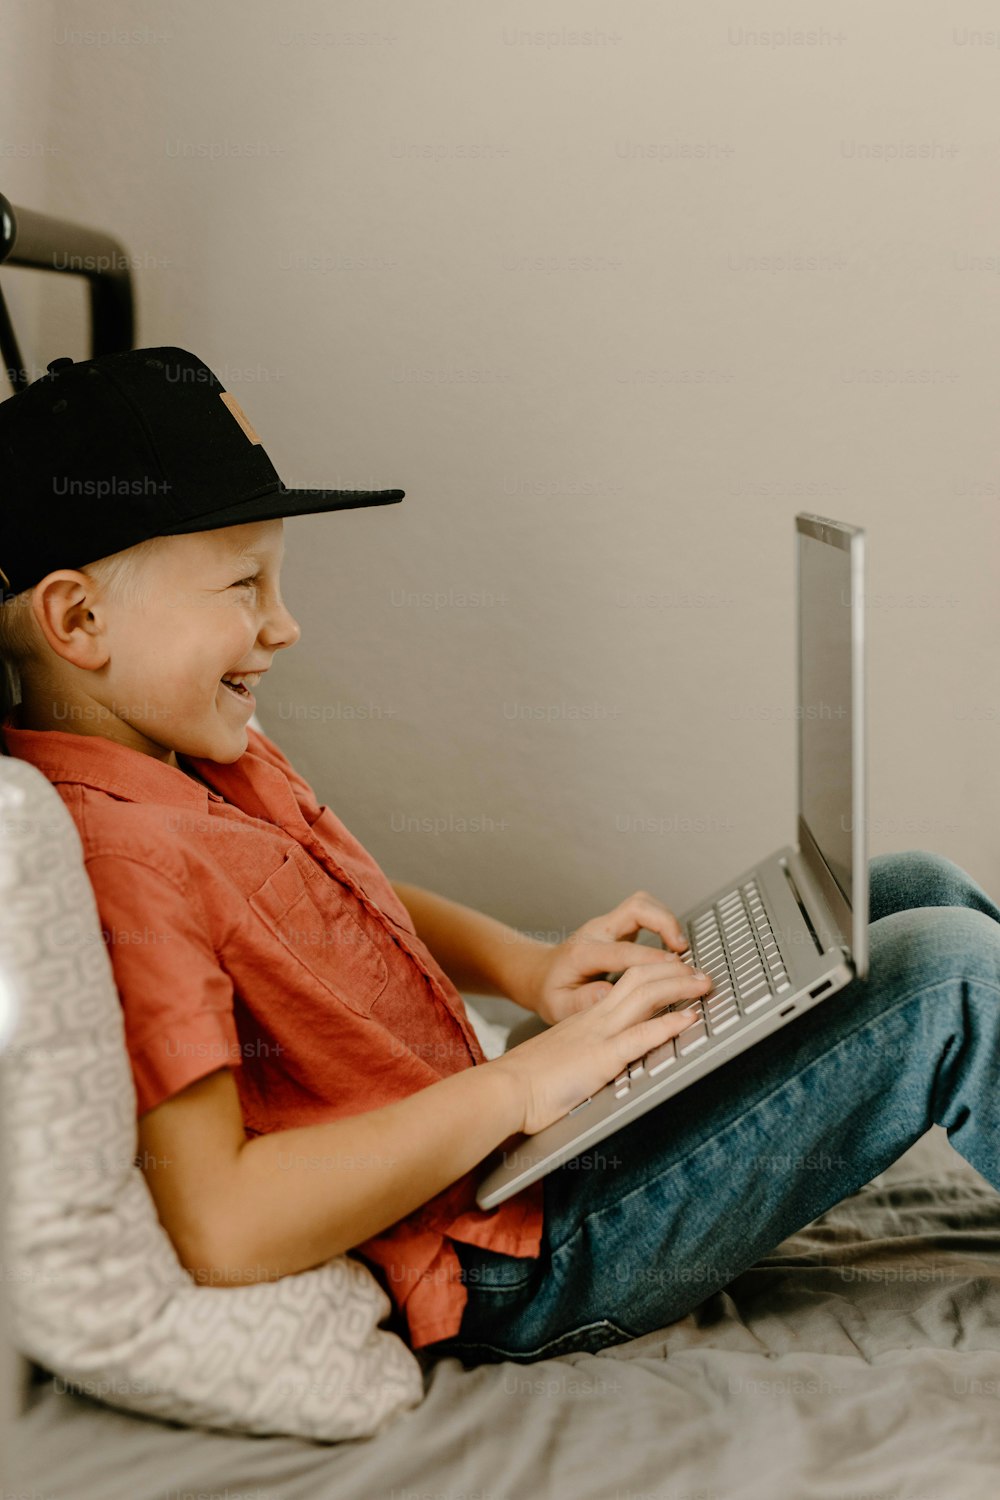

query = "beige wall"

[{"left": 2, "top": 0, "right": 997, "bottom": 939}]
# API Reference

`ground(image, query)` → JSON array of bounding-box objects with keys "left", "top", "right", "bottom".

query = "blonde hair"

[{"left": 0, "top": 535, "right": 169, "bottom": 728}]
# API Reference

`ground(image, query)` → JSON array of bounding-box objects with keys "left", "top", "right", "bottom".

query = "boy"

[{"left": 0, "top": 347, "right": 714, "bottom": 1358}]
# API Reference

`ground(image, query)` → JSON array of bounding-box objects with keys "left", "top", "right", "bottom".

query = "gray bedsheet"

[{"left": 10, "top": 1127, "right": 1000, "bottom": 1500}]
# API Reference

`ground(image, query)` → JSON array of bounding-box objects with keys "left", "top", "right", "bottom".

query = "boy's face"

[{"left": 23, "top": 517, "right": 301, "bottom": 768}]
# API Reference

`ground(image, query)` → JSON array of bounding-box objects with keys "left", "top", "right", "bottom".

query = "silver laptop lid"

[{"left": 795, "top": 513, "right": 868, "bottom": 981}]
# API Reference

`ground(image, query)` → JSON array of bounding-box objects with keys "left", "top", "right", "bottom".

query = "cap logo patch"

[{"left": 220, "top": 390, "right": 262, "bottom": 445}]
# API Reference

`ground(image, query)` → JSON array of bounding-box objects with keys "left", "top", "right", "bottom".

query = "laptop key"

[
  {"left": 706, "top": 988, "right": 736, "bottom": 1008},
  {"left": 706, "top": 985, "right": 736, "bottom": 1004},
  {"left": 708, "top": 1013, "right": 739, "bottom": 1033},
  {"left": 677, "top": 1020, "right": 709, "bottom": 1054},
  {"left": 737, "top": 971, "right": 766, "bottom": 994},
  {"left": 736, "top": 953, "right": 764, "bottom": 973},
  {"left": 733, "top": 943, "right": 761, "bottom": 964},
  {"left": 710, "top": 1012, "right": 740, "bottom": 1033},
  {"left": 739, "top": 967, "right": 768, "bottom": 988},
  {"left": 645, "top": 1038, "right": 678, "bottom": 1075},
  {"left": 707, "top": 994, "right": 738, "bottom": 1014},
  {"left": 733, "top": 938, "right": 761, "bottom": 958},
  {"left": 669, "top": 998, "right": 705, "bottom": 1018},
  {"left": 739, "top": 970, "right": 768, "bottom": 991}
]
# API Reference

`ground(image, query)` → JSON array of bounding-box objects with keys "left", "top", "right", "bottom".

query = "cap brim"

[{"left": 159, "top": 484, "right": 404, "bottom": 535}]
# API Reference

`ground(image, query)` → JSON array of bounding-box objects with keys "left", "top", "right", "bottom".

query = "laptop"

[{"left": 476, "top": 511, "right": 868, "bottom": 1210}]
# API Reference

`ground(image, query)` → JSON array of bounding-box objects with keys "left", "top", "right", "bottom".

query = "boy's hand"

[{"left": 514, "top": 889, "right": 691, "bottom": 1027}]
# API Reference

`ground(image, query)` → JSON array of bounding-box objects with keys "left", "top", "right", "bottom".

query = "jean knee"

[
  {"left": 872, "top": 904, "right": 1000, "bottom": 998},
  {"left": 869, "top": 848, "right": 977, "bottom": 922}
]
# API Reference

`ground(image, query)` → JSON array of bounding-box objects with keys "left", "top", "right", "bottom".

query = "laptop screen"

[{"left": 797, "top": 521, "right": 861, "bottom": 910}]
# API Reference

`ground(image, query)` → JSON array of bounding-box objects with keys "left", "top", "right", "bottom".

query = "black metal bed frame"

[{"left": 0, "top": 191, "right": 135, "bottom": 392}]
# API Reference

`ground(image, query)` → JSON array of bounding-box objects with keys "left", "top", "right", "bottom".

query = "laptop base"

[{"left": 475, "top": 845, "right": 857, "bottom": 1210}]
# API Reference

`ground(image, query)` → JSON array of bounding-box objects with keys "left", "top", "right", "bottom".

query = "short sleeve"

[{"left": 85, "top": 852, "right": 242, "bottom": 1118}]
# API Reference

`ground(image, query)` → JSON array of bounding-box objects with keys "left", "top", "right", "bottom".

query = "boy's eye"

[{"left": 231, "top": 576, "right": 258, "bottom": 589}]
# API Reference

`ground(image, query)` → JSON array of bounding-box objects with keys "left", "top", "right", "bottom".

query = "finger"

[
  {"left": 637, "top": 1002, "right": 711, "bottom": 1049},
  {"left": 607, "top": 940, "right": 689, "bottom": 972},
  {"left": 572, "top": 979, "right": 616, "bottom": 1008},
  {"left": 569, "top": 938, "right": 685, "bottom": 979},
  {"left": 612, "top": 960, "right": 711, "bottom": 1014},
  {"left": 578, "top": 891, "right": 688, "bottom": 952}
]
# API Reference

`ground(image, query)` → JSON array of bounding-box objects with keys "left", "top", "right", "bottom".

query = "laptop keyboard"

[{"left": 578, "top": 879, "right": 793, "bottom": 1109}]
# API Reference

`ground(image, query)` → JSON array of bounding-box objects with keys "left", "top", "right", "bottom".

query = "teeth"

[{"left": 221, "top": 672, "right": 262, "bottom": 689}]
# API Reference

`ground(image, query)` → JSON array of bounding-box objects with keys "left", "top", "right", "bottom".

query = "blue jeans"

[{"left": 417, "top": 850, "right": 1000, "bottom": 1369}]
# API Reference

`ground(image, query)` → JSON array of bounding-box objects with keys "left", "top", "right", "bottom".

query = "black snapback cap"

[{"left": 0, "top": 346, "right": 404, "bottom": 598}]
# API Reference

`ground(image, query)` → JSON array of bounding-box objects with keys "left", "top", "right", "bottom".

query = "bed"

[{"left": 9, "top": 1101, "right": 1000, "bottom": 1499}]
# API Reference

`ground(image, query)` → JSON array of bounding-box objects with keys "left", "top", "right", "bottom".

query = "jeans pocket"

[{"left": 454, "top": 1239, "right": 541, "bottom": 1294}]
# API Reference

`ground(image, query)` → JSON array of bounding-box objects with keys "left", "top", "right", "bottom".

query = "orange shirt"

[{"left": 1, "top": 710, "right": 544, "bottom": 1348}]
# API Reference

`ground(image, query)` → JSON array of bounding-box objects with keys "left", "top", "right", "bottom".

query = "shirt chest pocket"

[{"left": 248, "top": 850, "right": 389, "bottom": 1017}]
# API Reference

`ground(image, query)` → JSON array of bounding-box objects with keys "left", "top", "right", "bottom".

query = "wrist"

[
  {"left": 492, "top": 934, "right": 552, "bottom": 1013},
  {"left": 483, "top": 1051, "right": 530, "bottom": 1138}
]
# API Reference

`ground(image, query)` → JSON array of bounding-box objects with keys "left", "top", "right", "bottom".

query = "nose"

[{"left": 262, "top": 597, "right": 301, "bottom": 652}]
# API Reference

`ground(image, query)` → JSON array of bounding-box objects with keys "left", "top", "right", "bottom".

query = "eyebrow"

[{"left": 227, "top": 545, "right": 284, "bottom": 569}]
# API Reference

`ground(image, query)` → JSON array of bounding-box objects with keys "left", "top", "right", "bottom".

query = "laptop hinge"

[
  {"left": 780, "top": 860, "right": 825, "bottom": 957},
  {"left": 783, "top": 844, "right": 848, "bottom": 959}
]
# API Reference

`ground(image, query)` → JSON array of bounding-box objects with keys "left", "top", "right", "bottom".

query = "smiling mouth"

[{"left": 220, "top": 679, "right": 254, "bottom": 701}]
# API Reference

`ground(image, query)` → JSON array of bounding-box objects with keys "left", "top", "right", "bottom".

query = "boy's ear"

[{"left": 29, "top": 573, "right": 110, "bottom": 669}]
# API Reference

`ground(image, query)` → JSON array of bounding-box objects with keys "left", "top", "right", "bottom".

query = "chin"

[
  {"left": 218, "top": 726, "right": 251, "bottom": 762},
  {"left": 198, "top": 737, "right": 247, "bottom": 766},
  {"left": 179, "top": 722, "right": 249, "bottom": 766}
]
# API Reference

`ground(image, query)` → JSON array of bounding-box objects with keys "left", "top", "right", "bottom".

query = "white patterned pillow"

[{"left": 0, "top": 751, "right": 426, "bottom": 1442}]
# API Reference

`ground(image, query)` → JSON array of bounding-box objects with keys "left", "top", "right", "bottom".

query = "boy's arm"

[
  {"left": 137, "top": 883, "right": 547, "bottom": 1284},
  {"left": 390, "top": 881, "right": 552, "bottom": 1013},
  {"left": 137, "top": 1057, "right": 526, "bottom": 1283}
]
